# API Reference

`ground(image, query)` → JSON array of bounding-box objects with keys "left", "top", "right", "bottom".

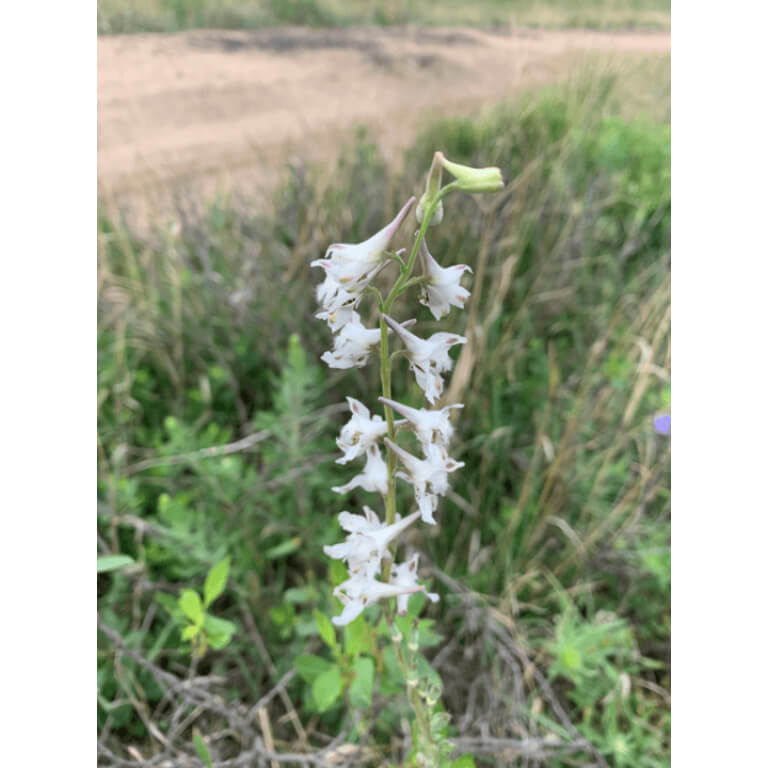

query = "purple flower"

[{"left": 653, "top": 413, "right": 671, "bottom": 436}]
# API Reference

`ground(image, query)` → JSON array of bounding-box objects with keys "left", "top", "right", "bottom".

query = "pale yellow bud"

[{"left": 440, "top": 156, "right": 504, "bottom": 193}]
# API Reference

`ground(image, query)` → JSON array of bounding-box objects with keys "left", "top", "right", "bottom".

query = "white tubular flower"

[
  {"left": 331, "top": 575, "right": 424, "bottom": 626},
  {"left": 321, "top": 312, "right": 381, "bottom": 369},
  {"left": 390, "top": 553, "right": 439, "bottom": 615},
  {"left": 336, "top": 397, "right": 396, "bottom": 464},
  {"left": 379, "top": 396, "right": 463, "bottom": 449},
  {"left": 315, "top": 289, "right": 358, "bottom": 332},
  {"left": 331, "top": 444, "right": 388, "bottom": 495},
  {"left": 324, "top": 508, "right": 421, "bottom": 580},
  {"left": 384, "top": 438, "right": 464, "bottom": 525},
  {"left": 418, "top": 240, "right": 472, "bottom": 320},
  {"left": 382, "top": 315, "right": 467, "bottom": 404},
  {"left": 311, "top": 197, "right": 415, "bottom": 302}
]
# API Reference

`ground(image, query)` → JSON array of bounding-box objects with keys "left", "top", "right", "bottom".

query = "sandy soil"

[{"left": 98, "top": 26, "right": 669, "bottom": 215}]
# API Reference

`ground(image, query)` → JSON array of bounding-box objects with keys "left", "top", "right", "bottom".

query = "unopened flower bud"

[
  {"left": 440, "top": 155, "right": 504, "bottom": 193},
  {"left": 416, "top": 151, "right": 445, "bottom": 226},
  {"left": 406, "top": 673, "right": 419, "bottom": 688}
]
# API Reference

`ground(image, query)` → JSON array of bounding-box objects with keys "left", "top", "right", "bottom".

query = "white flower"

[
  {"left": 324, "top": 507, "right": 421, "bottom": 580},
  {"left": 418, "top": 240, "right": 472, "bottom": 320},
  {"left": 382, "top": 315, "right": 467, "bottom": 404},
  {"left": 320, "top": 314, "right": 419, "bottom": 367},
  {"left": 331, "top": 573, "right": 424, "bottom": 626},
  {"left": 379, "top": 396, "right": 463, "bottom": 449},
  {"left": 321, "top": 312, "right": 382, "bottom": 369},
  {"left": 314, "top": 282, "right": 358, "bottom": 331},
  {"left": 336, "top": 397, "right": 396, "bottom": 464},
  {"left": 331, "top": 444, "right": 388, "bottom": 495},
  {"left": 311, "top": 197, "right": 415, "bottom": 305},
  {"left": 390, "top": 553, "right": 439, "bottom": 615},
  {"left": 384, "top": 438, "right": 464, "bottom": 524}
]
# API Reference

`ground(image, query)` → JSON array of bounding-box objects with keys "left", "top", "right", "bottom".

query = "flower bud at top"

[
  {"left": 440, "top": 155, "right": 504, "bottom": 193},
  {"left": 416, "top": 151, "right": 445, "bottom": 226}
]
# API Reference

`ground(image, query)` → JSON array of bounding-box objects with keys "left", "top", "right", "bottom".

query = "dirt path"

[{"left": 98, "top": 26, "right": 669, "bottom": 216}]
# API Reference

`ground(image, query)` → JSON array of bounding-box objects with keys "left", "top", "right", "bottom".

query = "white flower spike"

[
  {"left": 384, "top": 438, "right": 464, "bottom": 524},
  {"left": 336, "top": 397, "right": 399, "bottom": 465},
  {"left": 321, "top": 311, "right": 382, "bottom": 369},
  {"left": 331, "top": 444, "right": 388, "bottom": 495},
  {"left": 382, "top": 314, "right": 467, "bottom": 404},
  {"left": 378, "top": 396, "right": 463, "bottom": 449},
  {"left": 418, "top": 240, "right": 472, "bottom": 321},
  {"left": 390, "top": 553, "right": 439, "bottom": 615}
]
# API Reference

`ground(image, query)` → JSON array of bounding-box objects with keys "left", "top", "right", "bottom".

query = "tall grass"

[
  {"left": 97, "top": 0, "right": 670, "bottom": 35},
  {"left": 98, "top": 75, "right": 669, "bottom": 766}
]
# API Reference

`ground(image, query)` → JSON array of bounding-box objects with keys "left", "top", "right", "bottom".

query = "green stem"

[
  {"left": 378, "top": 182, "right": 456, "bottom": 539},
  {"left": 375, "top": 185, "right": 456, "bottom": 762},
  {"left": 390, "top": 621, "right": 436, "bottom": 762},
  {"left": 382, "top": 183, "right": 458, "bottom": 316}
]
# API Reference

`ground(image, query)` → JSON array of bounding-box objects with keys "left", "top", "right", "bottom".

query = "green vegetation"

[
  {"left": 98, "top": 0, "right": 670, "bottom": 35},
  {"left": 98, "top": 74, "right": 670, "bottom": 765}
]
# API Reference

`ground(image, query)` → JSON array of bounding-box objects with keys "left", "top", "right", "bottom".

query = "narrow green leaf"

[
  {"left": 294, "top": 654, "right": 332, "bottom": 683},
  {"left": 97, "top": 555, "right": 134, "bottom": 573},
  {"left": 314, "top": 610, "right": 337, "bottom": 650},
  {"left": 178, "top": 590, "right": 203, "bottom": 624},
  {"left": 193, "top": 729, "right": 213, "bottom": 768},
  {"left": 203, "top": 556, "right": 230, "bottom": 608},
  {"left": 312, "top": 666, "right": 343, "bottom": 712},
  {"left": 264, "top": 537, "right": 302, "bottom": 560},
  {"left": 348, "top": 656, "right": 375, "bottom": 710}
]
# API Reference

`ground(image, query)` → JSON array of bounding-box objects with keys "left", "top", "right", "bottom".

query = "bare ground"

[{"left": 98, "top": 26, "right": 669, "bottom": 217}]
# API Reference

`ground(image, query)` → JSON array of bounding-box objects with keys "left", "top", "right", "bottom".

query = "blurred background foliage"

[
  {"left": 98, "top": 70, "right": 669, "bottom": 765},
  {"left": 97, "top": 0, "right": 670, "bottom": 35}
]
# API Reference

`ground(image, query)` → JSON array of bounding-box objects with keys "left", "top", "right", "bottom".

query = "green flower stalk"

[{"left": 312, "top": 152, "right": 504, "bottom": 765}]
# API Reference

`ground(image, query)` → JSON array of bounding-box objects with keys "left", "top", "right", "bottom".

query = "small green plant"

[{"left": 174, "top": 557, "right": 237, "bottom": 657}]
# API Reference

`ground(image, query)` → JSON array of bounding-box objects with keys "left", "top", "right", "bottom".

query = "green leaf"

[
  {"left": 193, "top": 729, "right": 213, "bottom": 768},
  {"left": 178, "top": 590, "right": 203, "bottom": 624},
  {"left": 348, "top": 656, "right": 375, "bottom": 710},
  {"left": 294, "top": 654, "right": 332, "bottom": 683},
  {"left": 416, "top": 618, "right": 443, "bottom": 648},
  {"left": 203, "top": 614, "right": 237, "bottom": 638},
  {"left": 203, "top": 557, "right": 230, "bottom": 608},
  {"left": 314, "top": 610, "right": 337, "bottom": 651},
  {"left": 284, "top": 586, "right": 315, "bottom": 604},
  {"left": 344, "top": 615, "right": 369, "bottom": 656},
  {"left": 265, "top": 537, "right": 301, "bottom": 560},
  {"left": 97, "top": 555, "right": 134, "bottom": 573},
  {"left": 207, "top": 632, "right": 232, "bottom": 650},
  {"left": 181, "top": 625, "right": 200, "bottom": 641},
  {"left": 312, "top": 666, "right": 343, "bottom": 712},
  {"left": 329, "top": 558, "right": 347, "bottom": 586},
  {"left": 451, "top": 756, "right": 476, "bottom": 768},
  {"left": 154, "top": 592, "right": 181, "bottom": 619}
]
